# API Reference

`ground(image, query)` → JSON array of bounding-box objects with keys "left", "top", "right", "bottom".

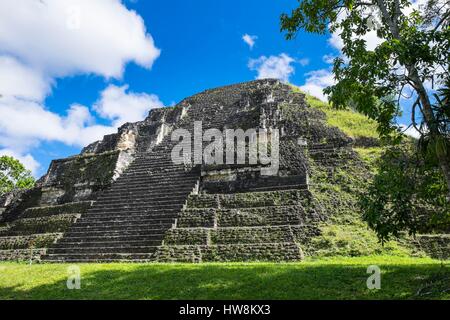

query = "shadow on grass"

[{"left": 0, "top": 263, "right": 448, "bottom": 300}]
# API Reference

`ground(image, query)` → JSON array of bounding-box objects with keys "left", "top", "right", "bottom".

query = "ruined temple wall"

[{"left": 0, "top": 102, "right": 188, "bottom": 224}]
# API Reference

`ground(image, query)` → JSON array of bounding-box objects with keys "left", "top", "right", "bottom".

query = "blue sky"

[{"left": 0, "top": 0, "right": 412, "bottom": 177}]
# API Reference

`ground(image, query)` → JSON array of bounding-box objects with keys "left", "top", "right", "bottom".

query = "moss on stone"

[
  {"left": 0, "top": 233, "right": 61, "bottom": 250},
  {"left": 0, "top": 214, "right": 79, "bottom": 236},
  {"left": 21, "top": 201, "right": 93, "bottom": 219}
]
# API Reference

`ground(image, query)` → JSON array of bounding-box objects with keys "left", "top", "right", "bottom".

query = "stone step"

[
  {"left": 124, "top": 167, "right": 187, "bottom": 175},
  {"left": 54, "top": 239, "right": 163, "bottom": 249},
  {"left": 84, "top": 208, "right": 179, "bottom": 216},
  {"left": 43, "top": 252, "right": 156, "bottom": 262},
  {"left": 111, "top": 176, "right": 198, "bottom": 187},
  {"left": 47, "top": 246, "right": 159, "bottom": 254},
  {"left": 156, "top": 243, "right": 304, "bottom": 262},
  {"left": 20, "top": 202, "right": 94, "bottom": 219},
  {"left": 131, "top": 160, "right": 180, "bottom": 167},
  {"left": 113, "top": 177, "right": 198, "bottom": 187},
  {"left": 57, "top": 234, "right": 164, "bottom": 244},
  {"left": 76, "top": 213, "right": 178, "bottom": 224},
  {"left": 71, "top": 218, "right": 176, "bottom": 228},
  {"left": 101, "top": 191, "right": 192, "bottom": 200},
  {"left": 88, "top": 203, "right": 183, "bottom": 212},
  {"left": 90, "top": 199, "right": 185, "bottom": 209},
  {"left": 119, "top": 169, "right": 191, "bottom": 178},
  {"left": 239, "top": 184, "right": 308, "bottom": 193},
  {"left": 82, "top": 211, "right": 178, "bottom": 220},
  {"left": 69, "top": 222, "right": 173, "bottom": 233},
  {"left": 94, "top": 194, "right": 188, "bottom": 205},
  {"left": 97, "top": 191, "right": 190, "bottom": 202},
  {"left": 107, "top": 181, "right": 197, "bottom": 191},
  {"left": 63, "top": 227, "right": 168, "bottom": 238}
]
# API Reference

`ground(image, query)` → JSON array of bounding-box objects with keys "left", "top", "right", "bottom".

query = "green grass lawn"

[{"left": 0, "top": 256, "right": 448, "bottom": 300}]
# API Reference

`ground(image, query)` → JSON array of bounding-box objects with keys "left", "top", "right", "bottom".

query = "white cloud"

[
  {"left": 93, "top": 84, "right": 164, "bottom": 127},
  {"left": 0, "top": 56, "right": 50, "bottom": 101},
  {"left": 0, "top": 83, "right": 163, "bottom": 152},
  {"left": 0, "top": 149, "right": 40, "bottom": 176},
  {"left": 298, "top": 58, "right": 310, "bottom": 67},
  {"left": 300, "top": 69, "right": 335, "bottom": 101},
  {"left": 0, "top": 96, "right": 116, "bottom": 149},
  {"left": 242, "top": 34, "right": 258, "bottom": 49},
  {"left": 400, "top": 124, "right": 421, "bottom": 139},
  {"left": 0, "top": 0, "right": 160, "bottom": 79},
  {"left": 248, "top": 53, "right": 296, "bottom": 82},
  {"left": 0, "top": 0, "right": 162, "bottom": 174}
]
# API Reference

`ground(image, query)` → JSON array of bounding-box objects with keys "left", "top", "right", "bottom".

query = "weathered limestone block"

[
  {"left": 202, "top": 172, "right": 307, "bottom": 193},
  {"left": 216, "top": 190, "right": 311, "bottom": 209},
  {"left": 216, "top": 205, "right": 323, "bottom": 227},
  {"left": 0, "top": 214, "right": 80, "bottom": 236},
  {"left": 0, "top": 191, "right": 17, "bottom": 208},
  {"left": 155, "top": 245, "right": 202, "bottom": 263},
  {"left": 0, "top": 248, "right": 46, "bottom": 262},
  {"left": 155, "top": 243, "right": 304, "bottom": 262},
  {"left": 201, "top": 243, "right": 304, "bottom": 262},
  {"left": 0, "top": 233, "right": 62, "bottom": 250},
  {"left": 414, "top": 235, "right": 450, "bottom": 260},
  {"left": 210, "top": 226, "right": 295, "bottom": 244},
  {"left": 177, "top": 209, "right": 216, "bottom": 228},
  {"left": 20, "top": 201, "right": 93, "bottom": 219},
  {"left": 38, "top": 151, "right": 121, "bottom": 205},
  {"left": 186, "top": 194, "right": 219, "bottom": 209},
  {"left": 290, "top": 225, "right": 322, "bottom": 244},
  {"left": 0, "top": 188, "right": 42, "bottom": 223},
  {"left": 164, "top": 228, "right": 209, "bottom": 245}
]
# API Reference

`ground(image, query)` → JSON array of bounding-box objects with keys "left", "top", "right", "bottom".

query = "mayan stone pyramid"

[{"left": 0, "top": 79, "right": 447, "bottom": 262}]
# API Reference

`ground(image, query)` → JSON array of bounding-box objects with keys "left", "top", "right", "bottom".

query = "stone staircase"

[
  {"left": 42, "top": 139, "right": 200, "bottom": 262},
  {"left": 154, "top": 188, "right": 324, "bottom": 262}
]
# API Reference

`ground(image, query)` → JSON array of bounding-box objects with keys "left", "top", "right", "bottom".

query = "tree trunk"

[
  {"left": 408, "top": 66, "right": 450, "bottom": 200},
  {"left": 376, "top": 0, "right": 450, "bottom": 199}
]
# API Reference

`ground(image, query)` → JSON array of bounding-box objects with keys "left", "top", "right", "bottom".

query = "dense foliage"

[
  {"left": 0, "top": 156, "right": 35, "bottom": 196},
  {"left": 361, "top": 143, "right": 450, "bottom": 242}
]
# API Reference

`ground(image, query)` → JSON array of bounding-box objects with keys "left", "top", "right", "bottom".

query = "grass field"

[{"left": 0, "top": 256, "right": 448, "bottom": 300}]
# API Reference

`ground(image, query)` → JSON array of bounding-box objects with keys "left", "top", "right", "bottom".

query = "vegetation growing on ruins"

[
  {"left": 288, "top": 85, "right": 448, "bottom": 258},
  {"left": 282, "top": 0, "right": 450, "bottom": 248}
]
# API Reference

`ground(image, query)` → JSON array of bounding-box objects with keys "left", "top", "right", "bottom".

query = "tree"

[
  {"left": 281, "top": 0, "right": 450, "bottom": 197},
  {"left": 360, "top": 143, "right": 449, "bottom": 242},
  {"left": 0, "top": 156, "right": 35, "bottom": 196}
]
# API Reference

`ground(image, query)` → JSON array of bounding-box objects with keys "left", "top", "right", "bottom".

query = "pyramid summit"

[{"left": 0, "top": 79, "right": 447, "bottom": 262}]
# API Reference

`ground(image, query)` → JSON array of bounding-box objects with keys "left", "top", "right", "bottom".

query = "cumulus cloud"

[
  {"left": 300, "top": 69, "right": 335, "bottom": 101},
  {"left": 94, "top": 85, "right": 164, "bottom": 127},
  {"left": 0, "top": 96, "right": 116, "bottom": 149},
  {"left": 0, "top": 0, "right": 160, "bottom": 79},
  {"left": 242, "top": 34, "right": 257, "bottom": 49},
  {"left": 0, "top": 56, "right": 50, "bottom": 101},
  {"left": 248, "top": 53, "right": 296, "bottom": 82},
  {"left": 0, "top": 0, "right": 162, "bottom": 174}
]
